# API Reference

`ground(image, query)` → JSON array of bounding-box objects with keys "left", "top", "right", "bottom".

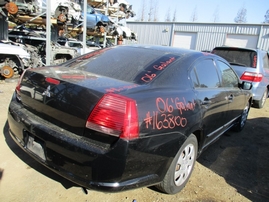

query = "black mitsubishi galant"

[{"left": 7, "top": 45, "right": 252, "bottom": 194}]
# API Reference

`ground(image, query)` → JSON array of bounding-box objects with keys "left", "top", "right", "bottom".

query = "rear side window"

[
  {"left": 213, "top": 48, "right": 257, "bottom": 68},
  {"left": 191, "top": 59, "right": 220, "bottom": 88},
  {"left": 216, "top": 60, "right": 238, "bottom": 88}
]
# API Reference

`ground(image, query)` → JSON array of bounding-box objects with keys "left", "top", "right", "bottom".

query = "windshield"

[{"left": 213, "top": 48, "right": 257, "bottom": 68}]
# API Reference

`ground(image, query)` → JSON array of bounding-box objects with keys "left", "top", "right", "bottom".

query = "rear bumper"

[
  {"left": 250, "top": 82, "right": 268, "bottom": 101},
  {"left": 7, "top": 96, "right": 175, "bottom": 192}
]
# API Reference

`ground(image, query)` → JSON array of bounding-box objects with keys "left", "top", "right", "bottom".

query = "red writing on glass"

[
  {"left": 253, "top": 55, "right": 257, "bottom": 68},
  {"left": 141, "top": 73, "right": 156, "bottom": 82},
  {"left": 141, "top": 57, "right": 175, "bottom": 82},
  {"left": 153, "top": 57, "right": 175, "bottom": 71}
]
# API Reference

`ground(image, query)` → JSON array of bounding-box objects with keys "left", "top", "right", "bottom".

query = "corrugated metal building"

[{"left": 126, "top": 22, "right": 269, "bottom": 51}]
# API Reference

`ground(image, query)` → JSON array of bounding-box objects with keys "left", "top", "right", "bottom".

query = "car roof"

[
  {"left": 62, "top": 45, "right": 221, "bottom": 86},
  {"left": 125, "top": 44, "right": 203, "bottom": 56},
  {"left": 0, "top": 43, "right": 30, "bottom": 57},
  {"left": 213, "top": 46, "right": 267, "bottom": 53}
]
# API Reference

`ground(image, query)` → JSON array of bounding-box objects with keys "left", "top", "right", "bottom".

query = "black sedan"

[{"left": 7, "top": 45, "right": 252, "bottom": 194}]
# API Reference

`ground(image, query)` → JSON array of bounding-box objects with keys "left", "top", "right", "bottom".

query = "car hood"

[
  {"left": 0, "top": 43, "right": 30, "bottom": 58},
  {"left": 95, "top": 11, "right": 110, "bottom": 23}
]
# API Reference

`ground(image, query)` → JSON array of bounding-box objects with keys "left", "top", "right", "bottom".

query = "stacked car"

[{"left": 0, "top": 0, "right": 136, "bottom": 79}]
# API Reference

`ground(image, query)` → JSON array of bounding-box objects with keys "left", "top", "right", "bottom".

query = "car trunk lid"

[{"left": 16, "top": 66, "right": 139, "bottom": 136}]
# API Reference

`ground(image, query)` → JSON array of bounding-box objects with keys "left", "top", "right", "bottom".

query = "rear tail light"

[
  {"left": 45, "top": 77, "right": 60, "bottom": 85},
  {"left": 15, "top": 70, "right": 27, "bottom": 101},
  {"left": 86, "top": 93, "right": 139, "bottom": 140},
  {"left": 240, "top": 72, "right": 263, "bottom": 82}
]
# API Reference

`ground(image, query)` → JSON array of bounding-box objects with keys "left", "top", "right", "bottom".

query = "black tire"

[
  {"left": 233, "top": 101, "right": 250, "bottom": 132},
  {"left": 253, "top": 89, "right": 268, "bottom": 109},
  {"left": 157, "top": 134, "right": 198, "bottom": 194}
]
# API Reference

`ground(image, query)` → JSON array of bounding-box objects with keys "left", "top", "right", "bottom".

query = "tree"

[
  {"left": 234, "top": 6, "right": 247, "bottom": 23},
  {"left": 190, "top": 6, "right": 198, "bottom": 22},
  {"left": 137, "top": 0, "right": 147, "bottom": 21},
  {"left": 153, "top": 0, "right": 159, "bottom": 22},
  {"left": 172, "top": 8, "right": 177, "bottom": 22},
  {"left": 147, "top": 0, "right": 154, "bottom": 21},
  {"left": 212, "top": 5, "right": 219, "bottom": 23},
  {"left": 264, "top": 9, "right": 269, "bottom": 23},
  {"left": 165, "top": 7, "right": 171, "bottom": 22}
]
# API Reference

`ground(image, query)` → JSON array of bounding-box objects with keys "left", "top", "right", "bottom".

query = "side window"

[
  {"left": 191, "top": 59, "right": 220, "bottom": 88},
  {"left": 190, "top": 69, "right": 199, "bottom": 87},
  {"left": 216, "top": 60, "right": 238, "bottom": 88}
]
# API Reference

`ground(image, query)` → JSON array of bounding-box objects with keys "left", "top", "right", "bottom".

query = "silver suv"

[{"left": 212, "top": 46, "right": 269, "bottom": 108}]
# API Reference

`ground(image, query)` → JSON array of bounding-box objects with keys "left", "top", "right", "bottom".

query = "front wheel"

[{"left": 157, "top": 134, "right": 198, "bottom": 194}]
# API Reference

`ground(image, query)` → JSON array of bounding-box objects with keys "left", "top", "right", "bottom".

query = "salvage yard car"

[
  {"left": 7, "top": 45, "right": 252, "bottom": 194},
  {"left": 0, "top": 42, "right": 30, "bottom": 79},
  {"left": 83, "top": 4, "right": 111, "bottom": 32},
  {"left": 212, "top": 46, "right": 269, "bottom": 108}
]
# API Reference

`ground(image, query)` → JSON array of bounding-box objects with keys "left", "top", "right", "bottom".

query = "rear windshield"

[
  {"left": 213, "top": 48, "right": 257, "bottom": 68},
  {"left": 63, "top": 46, "right": 180, "bottom": 84}
]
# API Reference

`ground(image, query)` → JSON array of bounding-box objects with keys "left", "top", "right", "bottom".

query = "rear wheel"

[
  {"left": 233, "top": 101, "right": 250, "bottom": 132},
  {"left": 157, "top": 134, "right": 197, "bottom": 194},
  {"left": 253, "top": 89, "right": 268, "bottom": 108}
]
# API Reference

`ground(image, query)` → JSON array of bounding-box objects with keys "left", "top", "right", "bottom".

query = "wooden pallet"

[{"left": 87, "top": 0, "right": 107, "bottom": 8}]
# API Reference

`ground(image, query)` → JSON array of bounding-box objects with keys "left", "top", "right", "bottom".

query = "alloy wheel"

[{"left": 174, "top": 143, "right": 196, "bottom": 186}]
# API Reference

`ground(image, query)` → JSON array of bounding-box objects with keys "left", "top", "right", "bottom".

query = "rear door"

[
  {"left": 190, "top": 58, "right": 228, "bottom": 146},
  {"left": 215, "top": 59, "right": 246, "bottom": 121}
]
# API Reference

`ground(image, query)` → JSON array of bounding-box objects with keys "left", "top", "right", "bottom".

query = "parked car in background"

[
  {"left": 14, "top": 0, "right": 39, "bottom": 15},
  {"left": 8, "top": 45, "right": 252, "bottom": 195},
  {"left": 51, "top": 0, "right": 82, "bottom": 24},
  {"left": 109, "top": 18, "right": 137, "bottom": 40},
  {"left": 57, "top": 37, "right": 100, "bottom": 55},
  {"left": 82, "top": 4, "right": 111, "bottom": 32},
  {"left": 0, "top": 42, "right": 30, "bottom": 79},
  {"left": 108, "top": 0, "right": 135, "bottom": 19},
  {"left": 212, "top": 46, "right": 269, "bottom": 108},
  {"left": 8, "top": 28, "right": 80, "bottom": 65}
]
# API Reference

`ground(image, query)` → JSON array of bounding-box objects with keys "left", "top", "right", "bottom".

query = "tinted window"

[
  {"left": 213, "top": 48, "right": 256, "bottom": 68},
  {"left": 216, "top": 60, "right": 238, "bottom": 87},
  {"left": 191, "top": 59, "right": 220, "bottom": 88},
  {"left": 190, "top": 70, "right": 199, "bottom": 88},
  {"left": 64, "top": 46, "right": 180, "bottom": 84}
]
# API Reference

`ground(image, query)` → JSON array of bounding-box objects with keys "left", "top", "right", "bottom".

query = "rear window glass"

[
  {"left": 64, "top": 46, "right": 180, "bottom": 84},
  {"left": 212, "top": 48, "right": 257, "bottom": 68}
]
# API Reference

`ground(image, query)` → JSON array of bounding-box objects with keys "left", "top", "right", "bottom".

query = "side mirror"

[{"left": 240, "top": 81, "right": 252, "bottom": 90}]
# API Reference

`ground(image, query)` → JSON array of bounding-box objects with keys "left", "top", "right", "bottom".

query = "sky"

[{"left": 126, "top": 0, "right": 268, "bottom": 23}]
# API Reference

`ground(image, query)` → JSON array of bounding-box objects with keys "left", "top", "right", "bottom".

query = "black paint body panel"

[{"left": 7, "top": 45, "right": 252, "bottom": 192}]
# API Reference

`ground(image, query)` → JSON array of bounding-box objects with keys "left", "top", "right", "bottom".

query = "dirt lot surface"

[{"left": 0, "top": 78, "right": 269, "bottom": 202}]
